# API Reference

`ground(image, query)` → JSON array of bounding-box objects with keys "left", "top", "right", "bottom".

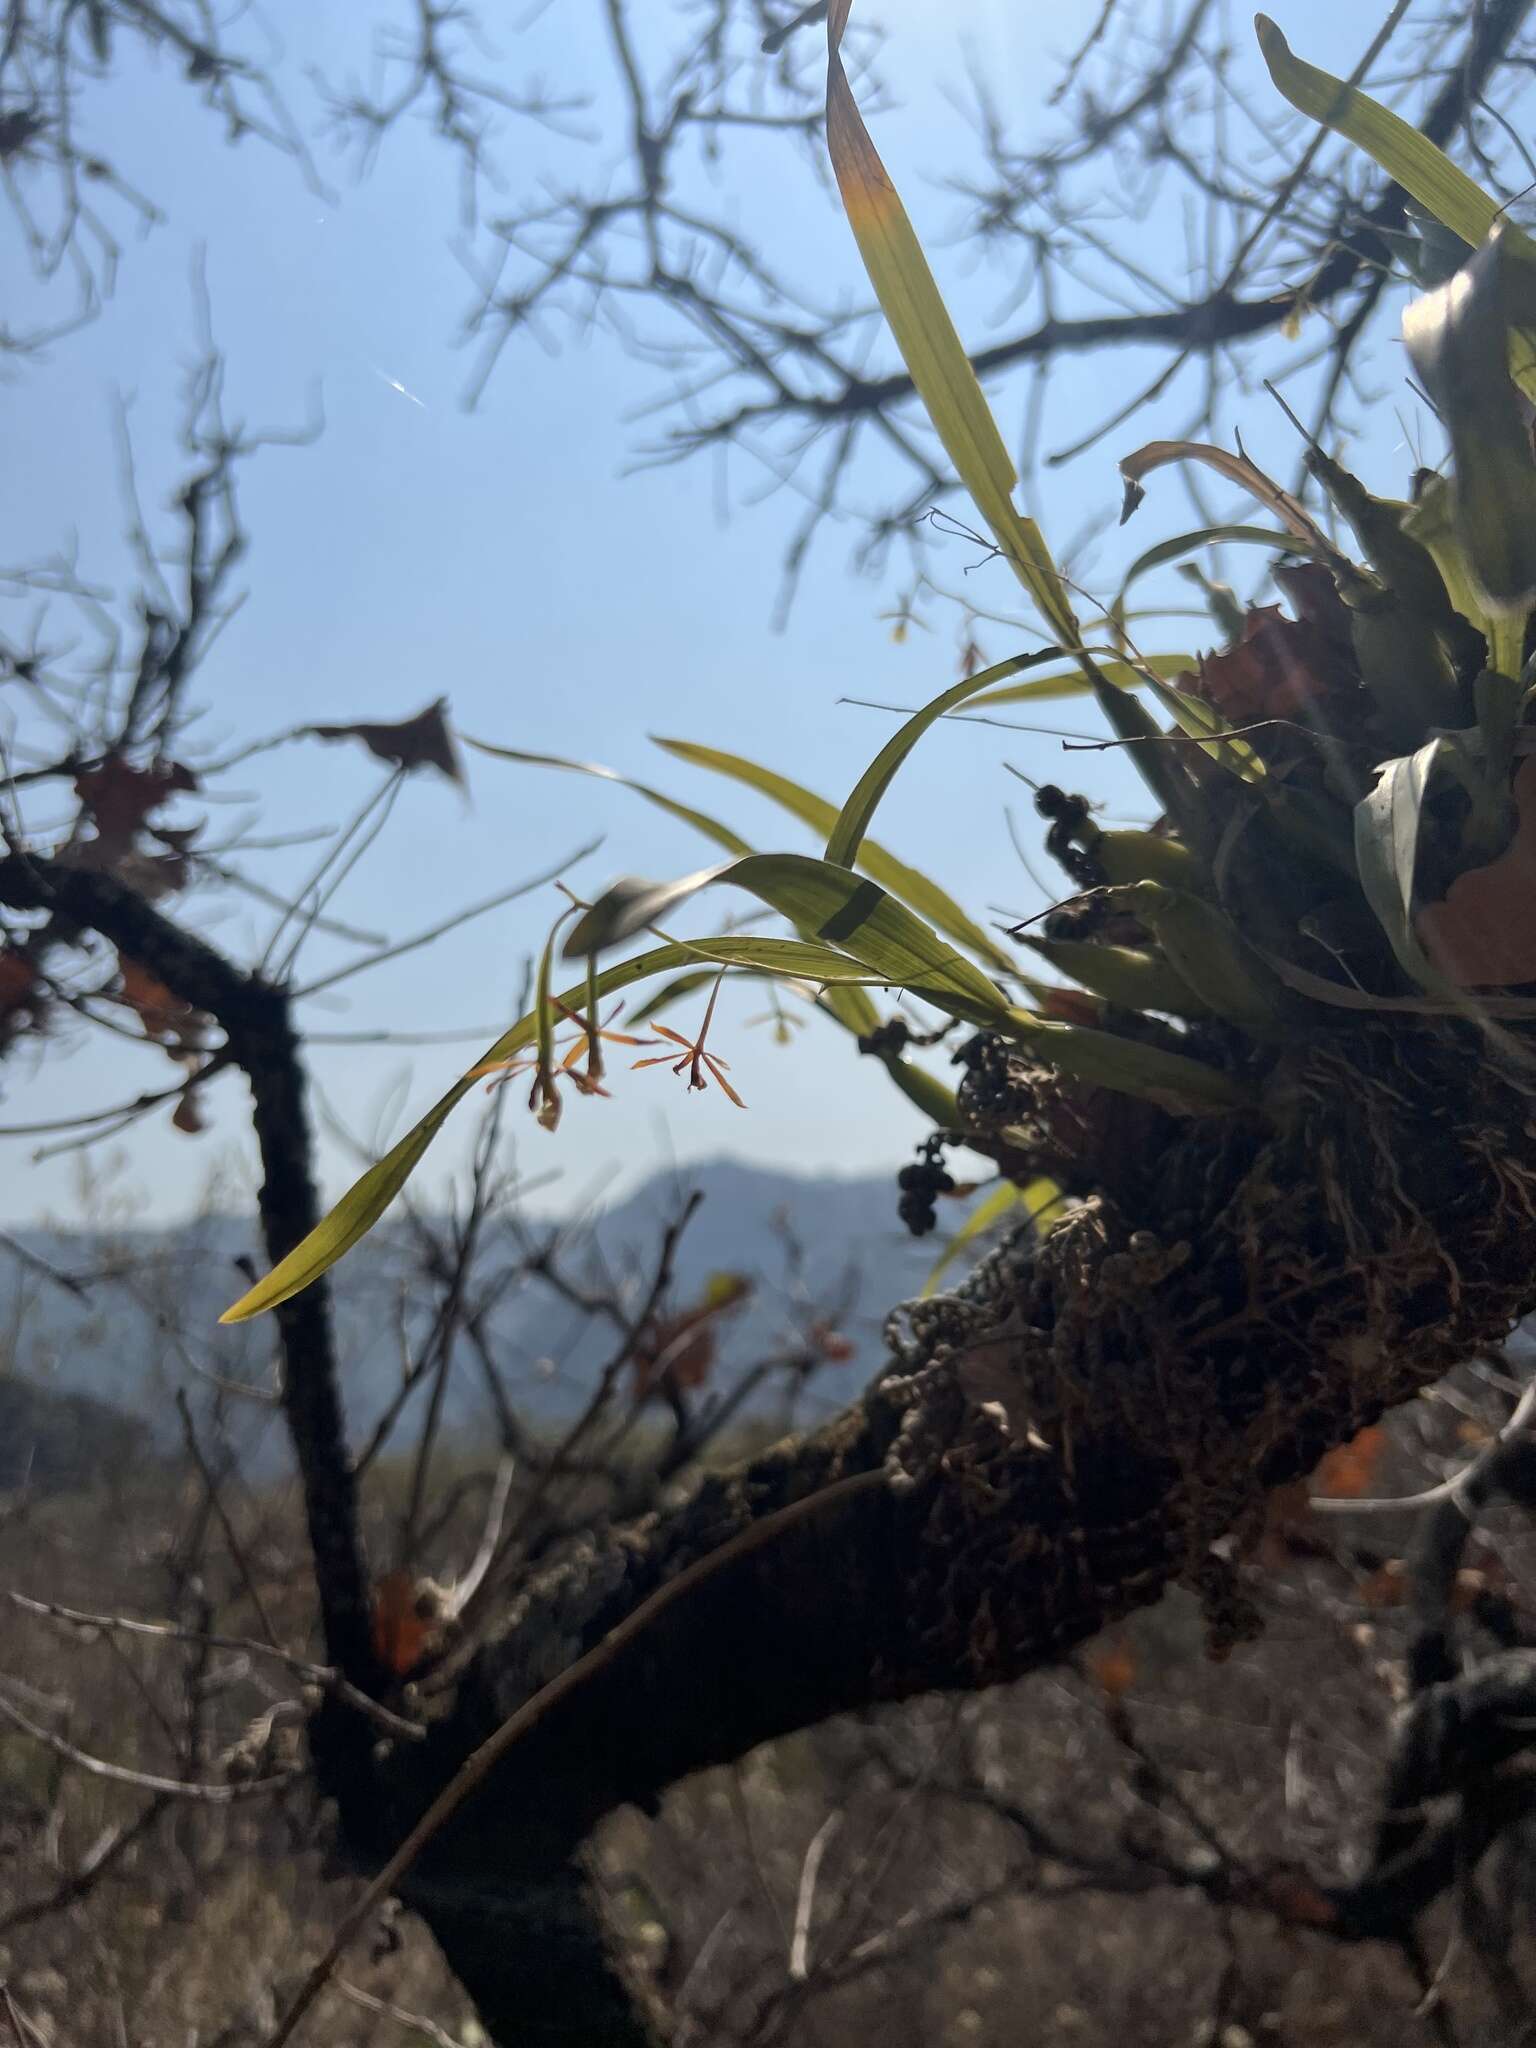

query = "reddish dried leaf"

[
  {"left": 1259, "top": 1870, "right": 1339, "bottom": 1929},
  {"left": 1086, "top": 1642, "right": 1138, "bottom": 1699},
  {"left": 0, "top": 951, "right": 39, "bottom": 1008},
  {"left": 371, "top": 1569, "right": 432, "bottom": 1676},
  {"left": 1186, "top": 603, "right": 1345, "bottom": 724},
  {"left": 172, "top": 1090, "right": 206, "bottom": 1136},
  {"left": 1273, "top": 560, "right": 1354, "bottom": 649},
  {"left": 1311, "top": 1424, "right": 1388, "bottom": 1500},
  {"left": 74, "top": 756, "right": 198, "bottom": 859},
  {"left": 0, "top": 949, "right": 45, "bottom": 1050},
  {"left": 1255, "top": 1478, "right": 1340, "bottom": 1571},
  {"left": 808, "top": 1321, "right": 857, "bottom": 1364},
  {"left": 1035, "top": 986, "right": 1103, "bottom": 1029},
  {"left": 310, "top": 697, "right": 463, "bottom": 785},
  {"left": 631, "top": 1316, "right": 718, "bottom": 1401},
  {"left": 631, "top": 1273, "right": 753, "bottom": 1402},
  {"left": 1417, "top": 754, "right": 1536, "bottom": 987},
  {"left": 116, "top": 955, "right": 210, "bottom": 1050}
]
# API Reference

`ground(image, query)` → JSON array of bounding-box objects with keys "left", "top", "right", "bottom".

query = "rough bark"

[
  {"left": 16, "top": 851, "right": 1536, "bottom": 2045},
  {"left": 0, "top": 852, "right": 654, "bottom": 2027},
  {"left": 348, "top": 1025, "right": 1536, "bottom": 2042}
]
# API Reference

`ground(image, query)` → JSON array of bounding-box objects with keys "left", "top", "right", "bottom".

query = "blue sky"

[{"left": 0, "top": 1, "right": 1432, "bottom": 1225}]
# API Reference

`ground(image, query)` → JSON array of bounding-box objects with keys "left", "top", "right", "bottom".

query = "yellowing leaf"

[
  {"left": 825, "top": 647, "right": 1063, "bottom": 869},
  {"left": 922, "top": 1177, "right": 1063, "bottom": 1297},
  {"left": 825, "top": 0, "right": 1075, "bottom": 646},
  {"left": 220, "top": 933, "right": 913, "bottom": 1322},
  {"left": 653, "top": 737, "right": 1015, "bottom": 974},
  {"left": 1254, "top": 18, "right": 1517, "bottom": 254},
  {"left": 567, "top": 851, "right": 1014, "bottom": 1026},
  {"left": 969, "top": 655, "right": 1195, "bottom": 706}
]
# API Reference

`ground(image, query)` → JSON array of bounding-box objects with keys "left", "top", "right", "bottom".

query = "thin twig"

[
  {"left": 790, "top": 1810, "right": 842, "bottom": 1980},
  {"left": 263, "top": 1467, "right": 889, "bottom": 2047},
  {"left": 0, "top": 1792, "right": 170, "bottom": 1935},
  {"left": 332, "top": 1980, "right": 475, "bottom": 2048},
  {"left": 0, "top": 1684, "right": 303, "bottom": 1803},
  {"left": 1312, "top": 1376, "right": 1536, "bottom": 1516},
  {"left": 175, "top": 1390, "right": 279, "bottom": 1649},
  {"left": 9, "top": 1593, "right": 424, "bottom": 1743}
]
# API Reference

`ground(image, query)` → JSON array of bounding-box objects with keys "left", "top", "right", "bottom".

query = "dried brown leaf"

[
  {"left": 310, "top": 697, "right": 464, "bottom": 785},
  {"left": 74, "top": 756, "right": 198, "bottom": 860},
  {"left": 1417, "top": 754, "right": 1536, "bottom": 986}
]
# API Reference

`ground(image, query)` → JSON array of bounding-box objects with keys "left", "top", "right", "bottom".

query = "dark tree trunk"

[
  {"left": 13, "top": 853, "right": 1536, "bottom": 2047},
  {"left": 335, "top": 1028, "right": 1536, "bottom": 2040}
]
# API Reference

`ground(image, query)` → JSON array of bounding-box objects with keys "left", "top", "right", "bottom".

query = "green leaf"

[
  {"left": 220, "top": 934, "right": 916, "bottom": 1323},
  {"left": 1096, "top": 831, "right": 1206, "bottom": 891},
  {"left": 825, "top": 646, "right": 1062, "bottom": 868},
  {"left": 1142, "top": 674, "right": 1266, "bottom": 783},
  {"left": 1019, "top": 936, "right": 1212, "bottom": 1019},
  {"left": 654, "top": 737, "right": 1017, "bottom": 975},
  {"left": 1088, "top": 670, "right": 1212, "bottom": 851},
  {"left": 463, "top": 738, "right": 754, "bottom": 857},
  {"left": 922, "top": 1178, "right": 1064, "bottom": 1297},
  {"left": 1404, "top": 473, "right": 1524, "bottom": 679},
  {"left": 1006, "top": 1008, "right": 1253, "bottom": 1113},
  {"left": 1260, "top": 942, "right": 1536, "bottom": 1019},
  {"left": 1353, "top": 740, "right": 1446, "bottom": 986},
  {"left": 627, "top": 967, "right": 739, "bottom": 1026},
  {"left": 1110, "top": 883, "right": 1294, "bottom": 1041},
  {"left": 1345, "top": 578, "right": 1463, "bottom": 753},
  {"left": 1402, "top": 227, "right": 1536, "bottom": 610},
  {"left": 825, "top": 0, "right": 1077, "bottom": 646},
  {"left": 1255, "top": 17, "right": 1519, "bottom": 254},
  {"left": 1473, "top": 668, "right": 1523, "bottom": 792},
  {"left": 967, "top": 654, "right": 1194, "bottom": 706},
  {"left": 567, "top": 851, "right": 1015, "bottom": 1026},
  {"left": 1373, "top": 202, "right": 1474, "bottom": 290},
  {"left": 567, "top": 869, "right": 1249, "bottom": 1117},
  {"left": 1113, "top": 525, "right": 1323, "bottom": 632}
]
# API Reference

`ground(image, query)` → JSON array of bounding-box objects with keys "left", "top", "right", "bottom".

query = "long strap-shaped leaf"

[
  {"left": 1255, "top": 17, "right": 1524, "bottom": 256},
  {"left": 458, "top": 738, "right": 970, "bottom": 1120},
  {"left": 565, "top": 851, "right": 1015, "bottom": 1024},
  {"left": 825, "top": 647, "right": 1062, "bottom": 868},
  {"left": 922, "top": 1178, "right": 1064, "bottom": 1297},
  {"left": 464, "top": 735, "right": 881, "bottom": 1037},
  {"left": 967, "top": 654, "right": 1195, "bottom": 707},
  {"left": 825, "top": 0, "right": 1076, "bottom": 649},
  {"left": 568, "top": 856, "right": 1252, "bottom": 1109},
  {"left": 220, "top": 932, "right": 923, "bottom": 1324},
  {"left": 653, "top": 737, "right": 1016, "bottom": 976}
]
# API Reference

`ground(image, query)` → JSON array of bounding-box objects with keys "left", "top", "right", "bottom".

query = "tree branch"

[{"left": 0, "top": 853, "right": 379, "bottom": 1704}]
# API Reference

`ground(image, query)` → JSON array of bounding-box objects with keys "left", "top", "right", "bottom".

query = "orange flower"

[
  {"left": 632, "top": 972, "right": 746, "bottom": 1107},
  {"left": 471, "top": 1002, "right": 654, "bottom": 1119}
]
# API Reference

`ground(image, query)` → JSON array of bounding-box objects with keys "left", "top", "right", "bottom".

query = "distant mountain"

[
  {"left": 0, "top": 1159, "right": 979, "bottom": 1477},
  {"left": 0, "top": 1377, "right": 154, "bottom": 1495}
]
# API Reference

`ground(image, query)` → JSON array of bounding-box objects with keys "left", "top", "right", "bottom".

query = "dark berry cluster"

[
  {"left": 896, "top": 1134, "right": 955, "bottom": 1237},
  {"left": 858, "top": 1018, "right": 911, "bottom": 1058},
  {"left": 1036, "top": 784, "right": 1105, "bottom": 890}
]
